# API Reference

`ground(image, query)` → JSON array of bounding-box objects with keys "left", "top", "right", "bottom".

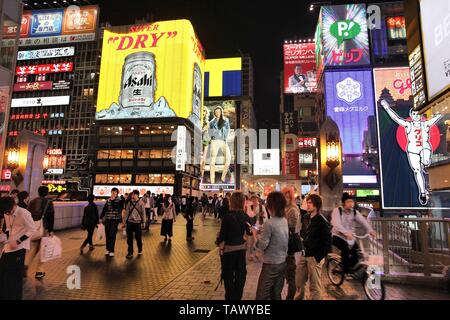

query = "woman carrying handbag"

[{"left": 160, "top": 195, "right": 176, "bottom": 242}]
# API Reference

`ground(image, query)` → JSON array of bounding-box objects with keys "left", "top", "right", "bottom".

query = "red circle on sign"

[{"left": 395, "top": 117, "right": 440, "bottom": 152}]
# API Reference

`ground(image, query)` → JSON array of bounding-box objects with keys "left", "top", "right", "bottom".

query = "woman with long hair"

[
  {"left": 208, "top": 106, "right": 231, "bottom": 184},
  {"left": 160, "top": 195, "right": 176, "bottom": 242}
]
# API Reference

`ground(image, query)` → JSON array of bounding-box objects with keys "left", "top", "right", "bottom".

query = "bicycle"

[{"left": 326, "top": 234, "right": 386, "bottom": 300}]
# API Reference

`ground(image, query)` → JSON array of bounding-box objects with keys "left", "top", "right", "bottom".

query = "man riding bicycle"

[{"left": 330, "top": 193, "right": 376, "bottom": 274}]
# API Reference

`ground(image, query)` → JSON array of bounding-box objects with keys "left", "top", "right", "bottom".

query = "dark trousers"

[
  {"left": 285, "top": 254, "right": 296, "bottom": 300},
  {"left": 82, "top": 226, "right": 96, "bottom": 247},
  {"left": 221, "top": 250, "right": 247, "bottom": 300},
  {"left": 105, "top": 220, "right": 120, "bottom": 253},
  {"left": 0, "top": 249, "right": 26, "bottom": 300},
  {"left": 144, "top": 208, "right": 151, "bottom": 230},
  {"left": 126, "top": 222, "right": 143, "bottom": 255},
  {"left": 333, "top": 235, "right": 360, "bottom": 273},
  {"left": 256, "top": 262, "right": 287, "bottom": 300},
  {"left": 186, "top": 219, "right": 193, "bottom": 239}
]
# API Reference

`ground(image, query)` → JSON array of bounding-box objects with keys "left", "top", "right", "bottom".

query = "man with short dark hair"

[
  {"left": 124, "top": 190, "right": 145, "bottom": 259},
  {"left": 100, "top": 188, "right": 124, "bottom": 258},
  {"left": 0, "top": 197, "right": 36, "bottom": 300},
  {"left": 26, "top": 186, "right": 55, "bottom": 279},
  {"left": 295, "top": 194, "right": 331, "bottom": 300},
  {"left": 331, "top": 193, "right": 376, "bottom": 274}
]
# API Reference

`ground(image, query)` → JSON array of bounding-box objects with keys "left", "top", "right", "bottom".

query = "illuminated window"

[
  {"left": 97, "top": 150, "right": 110, "bottom": 159},
  {"left": 162, "top": 174, "right": 175, "bottom": 184},
  {"left": 162, "top": 149, "right": 173, "bottom": 159},
  {"left": 149, "top": 149, "right": 162, "bottom": 159},
  {"left": 149, "top": 174, "right": 162, "bottom": 184},
  {"left": 138, "top": 150, "right": 150, "bottom": 159}
]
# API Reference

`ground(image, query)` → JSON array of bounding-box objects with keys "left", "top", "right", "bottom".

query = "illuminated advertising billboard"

[
  {"left": 325, "top": 70, "right": 377, "bottom": 186},
  {"left": 204, "top": 58, "right": 242, "bottom": 97},
  {"left": 15, "top": 6, "right": 98, "bottom": 47},
  {"left": 409, "top": 45, "right": 427, "bottom": 109},
  {"left": 420, "top": 0, "right": 450, "bottom": 101},
  {"left": 18, "top": 46, "right": 75, "bottom": 61},
  {"left": 253, "top": 149, "right": 280, "bottom": 176},
  {"left": 15, "top": 62, "right": 73, "bottom": 76},
  {"left": 11, "top": 96, "right": 70, "bottom": 108},
  {"left": 318, "top": 4, "right": 370, "bottom": 68},
  {"left": 200, "top": 100, "right": 237, "bottom": 191},
  {"left": 374, "top": 67, "right": 450, "bottom": 209},
  {"left": 283, "top": 43, "right": 317, "bottom": 94},
  {"left": 13, "top": 80, "right": 71, "bottom": 92},
  {"left": 93, "top": 185, "right": 174, "bottom": 197},
  {"left": 96, "top": 20, "right": 205, "bottom": 128}
]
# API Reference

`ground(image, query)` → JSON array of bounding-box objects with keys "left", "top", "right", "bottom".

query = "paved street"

[{"left": 23, "top": 215, "right": 450, "bottom": 300}]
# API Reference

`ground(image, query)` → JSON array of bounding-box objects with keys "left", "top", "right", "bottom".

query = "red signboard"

[
  {"left": 13, "top": 81, "right": 53, "bottom": 92},
  {"left": 1, "top": 169, "right": 12, "bottom": 181},
  {"left": 298, "top": 137, "right": 318, "bottom": 148},
  {"left": 284, "top": 151, "right": 299, "bottom": 179},
  {"left": 386, "top": 16, "right": 406, "bottom": 29},
  {"left": 3, "top": 14, "right": 31, "bottom": 39},
  {"left": 283, "top": 43, "right": 317, "bottom": 94},
  {"left": 16, "top": 62, "right": 73, "bottom": 76},
  {"left": 0, "top": 185, "right": 11, "bottom": 192}
]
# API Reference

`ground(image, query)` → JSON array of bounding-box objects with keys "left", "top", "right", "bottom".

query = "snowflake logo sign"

[{"left": 336, "top": 77, "right": 362, "bottom": 104}]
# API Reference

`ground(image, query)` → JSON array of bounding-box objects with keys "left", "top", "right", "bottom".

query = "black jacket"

[
  {"left": 217, "top": 210, "right": 252, "bottom": 246},
  {"left": 28, "top": 196, "right": 55, "bottom": 233},
  {"left": 303, "top": 213, "right": 332, "bottom": 263},
  {"left": 82, "top": 203, "right": 99, "bottom": 228}
]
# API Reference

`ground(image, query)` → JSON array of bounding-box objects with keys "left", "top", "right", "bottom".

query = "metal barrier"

[{"left": 365, "top": 218, "right": 450, "bottom": 276}]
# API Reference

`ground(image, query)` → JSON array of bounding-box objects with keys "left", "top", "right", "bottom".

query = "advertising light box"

[
  {"left": 317, "top": 4, "right": 370, "bottom": 69},
  {"left": 283, "top": 43, "right": 317, "bottom": 94},
  {"left": 17, "top": 6, "right": 98, "bottom": 47},
  {"left": 374, "top": 67, "right": 450, "bottom": 209},
  {"left": 253, "top": 149, "right": 280, "bottom": 176},
  {"left": 204, "top": 58, "right": 242, "bottom": 97},
  {"left": 93, "top": 185, "right": 174, "bottom": 197},
  {"left": 325, "top": 69, "right": 377, "bottom": 186},
  {"left": 201, "top": 100, "right": 237, "bottom": 191},
  {"left": 96, "top": 20, "right": 205, "bottom": 129},
  {"left": 16, "top": 62, "right": 73, "bottom": 76},
  {"left": 11, "top": 96, "right": 70, "bottom": 108},
  {"left": 420, "top": 0, "right": 450, "bottom": 100},
  {"left": 18, "top": 46, "right": 75, "bottom": 61}
]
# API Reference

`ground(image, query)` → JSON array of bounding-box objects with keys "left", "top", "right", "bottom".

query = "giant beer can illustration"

[{"left": 119, "top": 52, "right": 155, "bottom": 108}]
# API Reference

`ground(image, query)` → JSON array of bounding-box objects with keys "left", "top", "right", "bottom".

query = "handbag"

[{"left": 288, "top": 230, "right": 304, "bottom": 254}]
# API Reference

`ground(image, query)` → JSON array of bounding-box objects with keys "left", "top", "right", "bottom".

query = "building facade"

[{"left": 0, "top": 0, "right": 23, "bottom": 193}]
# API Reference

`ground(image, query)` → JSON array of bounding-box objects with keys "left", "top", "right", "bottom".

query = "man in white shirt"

[
  {"left": 0, "top": 196, "right": 36, "bottom": 300},
  {"left": 330, "top": 193, "right": 376, "bottom": 274}
]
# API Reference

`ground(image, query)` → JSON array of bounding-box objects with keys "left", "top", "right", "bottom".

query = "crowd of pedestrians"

[{"left": 0, "top": 183, "right": 375, "bottom": 301}]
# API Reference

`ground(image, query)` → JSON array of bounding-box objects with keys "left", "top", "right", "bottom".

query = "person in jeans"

[
  {"left": 100, "top": 188, "right": 124, "bottom": 258},
  {"left": 216, "top": 192, "right": 253, "bottom": 300},
  {"left": 255, "top": 192, "right": 289, "bottom": 300},
  {"left": 295, "top": 194, "right": 331, "bottom": 300},
  {"left": 282, "top": 186, "right": 300, "bottom": 300},
  {"left": 160, "top": 195, "right": 176, "bottom": 242},
  {"left": 331, "top": 193, "right": 376, "bottom": 274},
  {"left": 185, "top": 196, "right": 195, "bottom": 242},
  {"left": 0, "top": 197, "right": 36, "bottom": 300},
  {"left": 80, "top": 194, "right": 99, "bottom": 253},
  {"left": 124, "top": 190, "right": 145, "bottom": 259},
  {"left": 26, "top": 186, "right": 55, "bottom": 279}
]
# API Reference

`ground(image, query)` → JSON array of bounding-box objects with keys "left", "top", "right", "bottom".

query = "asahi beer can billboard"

[{"left": 96, "top": 20, "right": 205, "bottom": 126}]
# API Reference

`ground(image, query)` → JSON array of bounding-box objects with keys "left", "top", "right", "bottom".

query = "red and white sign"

[
  {"left": 298, "top": 137, "right": 318, "bottom": 148},
  {"left": 13, "top": 81, "right": 53, "bottom": 92},
  {"left": 47, "top": 149, "right": 63, "bottom": 156},
  {"left": 1, "top": 169, "right": 12, "bottom": 181},
  {"left": 3, "top": 14, "right": 31, "bottom": 39},
  {"left": 0, "top": 185, "right": 11, "bottom": 192},
  {"left": 16, "top": 62, "right": 73, "bottom": 76},
  {"left": 283, "top": 152, "right": 299, "bottom": 179},
  {"left": 283, "top": 43, "right": 317, "bottom": 94}
]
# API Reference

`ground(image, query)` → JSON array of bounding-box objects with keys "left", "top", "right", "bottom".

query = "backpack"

[{"left": 338, "top": 207, "right": 357, "bottom": 217}]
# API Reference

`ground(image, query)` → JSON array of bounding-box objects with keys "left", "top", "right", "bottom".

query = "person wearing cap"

[{"left": 330, "top": 193, "right": 376, "bottom": 274}]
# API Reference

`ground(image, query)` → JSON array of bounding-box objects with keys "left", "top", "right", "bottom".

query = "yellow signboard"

[
  {"left": 96, "top": 19, "right": 205, "bottom": 128},
  {"left": 205, "top": 58, "right": 242, "bottom": 97}
]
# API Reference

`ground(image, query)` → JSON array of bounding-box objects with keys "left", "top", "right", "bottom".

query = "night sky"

[{"left": 95, "top": 0, "right": 396, "bottom": 128}]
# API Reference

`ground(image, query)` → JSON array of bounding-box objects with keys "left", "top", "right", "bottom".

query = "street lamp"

[
  {"left": 324, "top": 133, "right": 341, "bottom": 190},
  {"left": 6, "top": 148, "right": 20, "bottom": 168}
]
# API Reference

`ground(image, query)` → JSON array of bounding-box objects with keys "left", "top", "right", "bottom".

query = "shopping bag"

[
  {"left": 40, "top": 236, "right": 62, "bottom": 263},
  {"left": 95, "top": 223, "right": 105, "bottom": 242}
]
